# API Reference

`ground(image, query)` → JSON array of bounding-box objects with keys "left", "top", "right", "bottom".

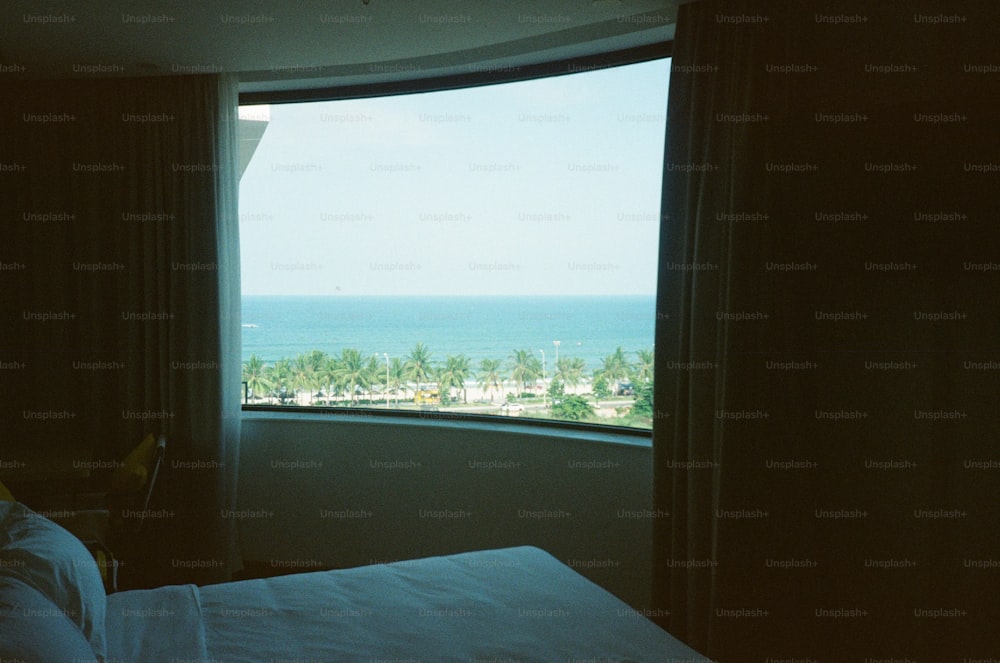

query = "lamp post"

[
  {"left": 539, "top": 349, "right": 546, "bottom": 408},
  {"left": 383, "top": 353, "right": 390, "bottom": 407},
  {"left": 553, "top": 340, "right": 560, "bottom": 373}
]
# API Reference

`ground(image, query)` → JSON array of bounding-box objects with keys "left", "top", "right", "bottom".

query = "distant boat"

[{"left": 242, "top": 323, "right": 258, "bottom": 328}]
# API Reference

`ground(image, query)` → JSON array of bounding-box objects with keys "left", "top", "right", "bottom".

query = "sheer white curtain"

[{"left": 150, "top": 73, "right": 243, "bottom": 585}]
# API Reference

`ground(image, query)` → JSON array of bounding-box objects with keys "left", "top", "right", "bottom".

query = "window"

[{"left": 239, "top": 57, "right": 669, "bottom": 430}]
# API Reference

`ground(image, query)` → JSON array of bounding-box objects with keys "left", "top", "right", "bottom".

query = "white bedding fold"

[{"left": 105, "top": 584, "right": 209, "bottom": 663}]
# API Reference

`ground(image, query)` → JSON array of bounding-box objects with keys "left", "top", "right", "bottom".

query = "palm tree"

[
  {"left": 591, "top": 371, "right": 611, "bottom": 407},
  {"left": 290, "top": 353, "right": 319, "bottom": 404},
  {"left": 332, "top": 348, "right": 370, "bottom": 404},
  {"left": 508, "top": 349, "right": 542, "bottom": 394},
  {"left": 453, "top": 354, "right": 471, "bottom": 403},
  {"left": 554, "top": 356, "right": 586, "bottom": 392},
  {"left": 364, "top": 354, "right": 382, "bottom": 402},
  {"left": 242, "top": 354, "right": 272, "bottom": 402},
  {"left": 309, "top": 349, "right": 333, "bottom": 401},
  {"left": 476, "top": 358, "right": 505, "bottom": 403},
  {"left": 387, "top": 357, "right": 406, "bottom": 404},
  {"left": 314, "top": 352, "right": 338, "bottom": 404},
  {"left": 306, "top": 349, "right": 329, "bottom": 374},
  {"left": 266, "top": 358, "right": 294, "bottom": 403},
  {"left": 438, "top": 354, "right": 471, "bottom": 403},
  {"left": 634, "top": 348, "right": 654, "bottom": 384},
  {"left": 405, "top": 342, "right": 434, "bottom": 390},
  {"left": 596, "top": 346, "right": 632, "bottom": 395}
]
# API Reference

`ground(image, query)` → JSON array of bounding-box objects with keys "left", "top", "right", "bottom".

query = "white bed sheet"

[
  {"left": 105, "top": 583, "right": 208, "bottom": 662},
  {"left": 107, "top": 546, "right": 709, "bottom": 663}
]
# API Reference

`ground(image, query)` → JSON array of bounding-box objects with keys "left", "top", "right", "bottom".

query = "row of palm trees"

[{"left": 241, "top": 343, "right": 654, "bottom": 406}]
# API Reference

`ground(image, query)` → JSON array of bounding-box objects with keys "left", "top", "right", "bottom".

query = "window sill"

[{"left": 240, "top": 406, "right": 651, "bottom": 448}]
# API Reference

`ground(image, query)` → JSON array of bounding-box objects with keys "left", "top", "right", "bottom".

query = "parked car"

[
  {"left": 414, "top": 389, "right": 440, "bottom": 405},
  {"left": 499, "top": 402, "right": 524, "bottom": 413}
]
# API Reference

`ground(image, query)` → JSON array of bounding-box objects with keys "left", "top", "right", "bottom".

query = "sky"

[{"left": 239, "top": 58, "right": 669, "bottom": 296}]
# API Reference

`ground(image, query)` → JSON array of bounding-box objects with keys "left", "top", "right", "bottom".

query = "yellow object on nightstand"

[{"left": 110, "top": 433, "right": 156, "bottom": 494}]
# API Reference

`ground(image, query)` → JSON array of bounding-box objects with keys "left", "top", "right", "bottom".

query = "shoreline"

[{"left": 242, "top": 376, "right": 649, "bottom": 428}]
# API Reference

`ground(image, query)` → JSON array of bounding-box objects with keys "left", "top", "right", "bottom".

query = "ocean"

[{"left": 242, "top": 295, "right": 655, "bottom": 373}]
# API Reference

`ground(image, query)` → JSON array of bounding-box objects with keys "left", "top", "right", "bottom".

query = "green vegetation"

[
  {"left": 241, "top": 344, "right": 656, "bottom": 429},
  {"left": 550, "top": 395, "right": 595, "bottom": 421},
  {"left": 592, "top": 376, "right": 611, "bottom": 403},
  {"left": 437, "top": 354, "right": 471, "bottom": 404},
  {"left": 547, "top": 379, "right": 565, "bottom": 400},
  {"left": 554, "top": 357, "right": 586, "bottom": 390},
  {"left": 475, "top": 358, "right": 505, "bottom": 403},
  {"left": 508, "top": 349, "right": 542, "bottom": 392},
  {"left": 405, "top": 342, "right": 434, "bottom": 388},
  {"left": 597, "top": 346, "right": 631, "bottom": 389},
  {"left": 631, "top": 382, "right": 654, "bottom": 418}
]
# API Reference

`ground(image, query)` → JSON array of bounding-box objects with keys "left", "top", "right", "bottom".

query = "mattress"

[{"left": 106, "top": 546, "right": 708, "bottom": 662}]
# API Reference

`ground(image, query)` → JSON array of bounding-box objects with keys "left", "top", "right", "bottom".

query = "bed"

[{"left": 1, "top": 501, "right": 709, "bottom": 662}]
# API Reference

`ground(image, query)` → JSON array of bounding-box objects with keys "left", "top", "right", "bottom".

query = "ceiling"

[{"left": 1, "top": 0, "right": 679, "bottom": 92}]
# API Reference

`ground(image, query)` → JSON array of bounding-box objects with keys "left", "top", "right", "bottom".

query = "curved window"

[{"left": 238, "top": 54, "right": 669, "bottom": 430}]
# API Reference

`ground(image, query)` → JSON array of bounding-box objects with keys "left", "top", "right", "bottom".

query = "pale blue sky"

[{"left": 239, "top": 58, "right": 669, "bottom": 296}]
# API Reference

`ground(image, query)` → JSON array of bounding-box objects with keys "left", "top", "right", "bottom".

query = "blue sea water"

[{"left": 242, "top": 296, "right": 655, "bottom": 373}]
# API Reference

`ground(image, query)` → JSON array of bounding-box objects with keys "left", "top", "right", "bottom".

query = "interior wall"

[{"left": 237, "top": 413, "right": 655, "bottom": 609}]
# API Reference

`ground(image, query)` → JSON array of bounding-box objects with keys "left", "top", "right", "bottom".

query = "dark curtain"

[
  {"left": 0, "top": 75, "right": 242, "bottom": 586},
  {"left": 653, "top": 1, "right": 1000, "bottom": 659}
]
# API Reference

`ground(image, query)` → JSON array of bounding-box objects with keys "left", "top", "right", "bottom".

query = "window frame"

[
  {"left": 239, "top": 43, "right": 670, "bottom": 104},
  {"left": 237, "top": 43, "right": 671, "bottom": 437},
  {"left": 242, "top": 402, "right": 654, "bottom": 442}
]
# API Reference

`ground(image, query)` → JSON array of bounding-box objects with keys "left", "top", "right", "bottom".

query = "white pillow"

[
  {"left": 0, "top": 501, "right": 107, "bottom": 660},
  {"left": 0, "top": 575, "right": 99, "bottom": 663}
]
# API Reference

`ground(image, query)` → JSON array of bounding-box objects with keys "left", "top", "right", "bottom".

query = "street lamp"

[
  {"left": 383, "top": 353, "right": 390, "bottom": 407},
  {"left": 539, "top": 349, "right": 546, "bottom": 408},
  {"left": 553, "top": 340, "right": 560, "bottom": 371}
]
